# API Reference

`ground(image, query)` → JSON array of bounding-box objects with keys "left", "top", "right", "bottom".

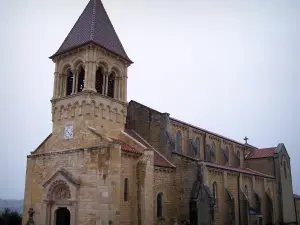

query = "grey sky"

[{"left": 0, "top": 0, "right": 299, "bottom": 199}]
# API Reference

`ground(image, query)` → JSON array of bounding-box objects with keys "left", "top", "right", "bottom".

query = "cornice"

[
  {"left": 28, "top": 144, "right": 113, "bottom": 159},
  {"left": 51, "top": 90, "right": 127, "bottom": 107},
  {"left": 192, "top": 129, "right": 206, "bottom": 137},
  {"left": 208, "top": 135, "right": 221, "bottom": 142},
  {"left": 171, "top": 121, "right": 189, "bottom": 131}
]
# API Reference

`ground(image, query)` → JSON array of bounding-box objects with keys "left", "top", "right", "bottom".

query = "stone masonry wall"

[
  {"left": 120, "top": 155, "right": 138, "bottom": 225},
  {"left": 171, "top": 154, "right": 197, "bottom": 222},
  {"left": 245, "top": 157, "right": 275, "bottom": 176},
  {"left": 153, "top": 168, "right": 176, "bottom": 225},
  {"left": 22, "top": 144, "right": 122, "bottom": 225}
]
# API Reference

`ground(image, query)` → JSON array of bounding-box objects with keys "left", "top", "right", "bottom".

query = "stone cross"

[
  {"left": 25, "top": 208, "right": 35, "bottom": 225},
  {"left": 244, "top": 136, "right": 249, "bottom": 144}
]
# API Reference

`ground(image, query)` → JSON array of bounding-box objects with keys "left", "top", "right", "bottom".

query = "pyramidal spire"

[{"left": 50, "top": 0, "right": 132, "bottom": 63}]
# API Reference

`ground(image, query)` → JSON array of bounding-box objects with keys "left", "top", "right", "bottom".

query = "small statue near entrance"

[{"left": 25, "top": 208, "right": 35, "bottom": 225}]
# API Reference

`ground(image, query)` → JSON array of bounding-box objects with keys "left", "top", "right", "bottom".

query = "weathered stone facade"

[{"left": 22, "top": 1, "right": 299, "bottom": 225}]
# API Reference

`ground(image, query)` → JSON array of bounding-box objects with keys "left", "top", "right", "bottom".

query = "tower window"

[
  {"left": 77, "top": 67, "right": 85, "bottom": 92},
  {"left": 211, "top": 142, "right": 216, "bottom": 162},
  {"left": 157, "top": 192, "right": 163, "bottom": 218},
  {"left": 95, "top": 67, "right": 104, "bottom": 94},
  {"left": 66, "top": 70, "right": 73, "bottom": 96},
  {"left": 107, "top": 73, "right": 115, "bottom": 98},
  {"left": 175, "top": 130, "right": 182, "bottom": 153},
  {"left": 124, "top": 178, "right": 128, "bottom": 201}
]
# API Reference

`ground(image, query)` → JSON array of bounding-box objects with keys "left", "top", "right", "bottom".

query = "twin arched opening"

[
  {"left": 95, "top": 67, "right": 117, "bottom": 98},
  {"left": 56, "top": 62, "right": 123, "bottom": 100},
  {"left": 65, "top": 66, "right": 85, "bottom": 96}
]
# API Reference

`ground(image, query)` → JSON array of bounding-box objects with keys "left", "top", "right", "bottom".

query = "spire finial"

[{"left": 244, "top": 136, "right": 249, "bottom": 144}]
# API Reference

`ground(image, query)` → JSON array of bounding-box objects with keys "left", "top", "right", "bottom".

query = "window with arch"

[
  {"left": 211, "top": 142, "right": 216, "bottom": 162},
  {"left": 244, "top": 185, "right": 248, "bottom": 197},
  {"left": 195, "top": 137, "right": 200, "bottom": 157},
  {"left": 95, "top": 67, "right": 104, "bottom": 94},
  {"left": 212, "top": 182, "right": 217, "bottom": 207},
  {"left": 107, "top": 72, "right": 115, "bottom": 98},
  {"left": 237, "top": 150, "right": 240, "bottom": 159},
  {"left": 77, "top": 66, "right": 85, "bottom": 92},
  {"left": 65, "top": 70, "right": 74, "bottom": 96},
  {"left": 283, "top": 161, "right": 287, "bottom": 179},
  {"left": 175, "top": 130, "right": 182, "bottom": 153},
  {"left": 224, "top": 146, "right": 229, "bottom": 161},
  {"left": 157, "top": 192, "right": 163, "bottom": 218},
  {"left": 124, "top": 178, "right": 129, "bottom": 201}
]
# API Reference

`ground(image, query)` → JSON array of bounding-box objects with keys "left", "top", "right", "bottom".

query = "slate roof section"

[
  {"left": 50, "top": 0, "right": 132, "bottom": 63},
  {"left": 245, "top": 147, "right": 276, "bottom": 159},
  {"left": 125, "top": 129, "right": 175, "bottom": 168},
  {"left": 205, "top": 162, "right": 274, "bottom": 179}
]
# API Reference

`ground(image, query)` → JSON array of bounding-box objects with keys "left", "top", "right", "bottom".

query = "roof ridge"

[{"left": 90, "top": 0, "right": 97, "bottom": 40}]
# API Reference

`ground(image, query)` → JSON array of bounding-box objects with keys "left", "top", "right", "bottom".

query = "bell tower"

[{"left": 49, "top": 0, "right": 132, "bottom": 145}]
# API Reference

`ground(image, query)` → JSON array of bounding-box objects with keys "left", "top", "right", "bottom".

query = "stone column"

[
  {"left": 90, "top": 61, "right": 97, "bottom": 92},
  {"left": 61, "top": 75, "right": 66, "bottom": 97},
  {"left": 114, "top": 78, "right": 120, "bottom": 100},
  {"left": 57, "top": 74, "right": 62, "bottom": 98},
  {"left": 83, "top": 62, "right": 90, "bottom": 91},
  {"left": 102, "top": 73, "right": 106, "bottom": 95},
  {"left": 105, "top": 73, "right": 109, "bottom": 96},
  {"left": 123, "top": 70, "right": 128, "bottom": 102},
  {"left": 72, "top": 70, "right": 77, "bottom": 94},
  {"left": 118, "top": 77, "right": 122, "bottom": 100},
  {"left": 137, "top": 151, "right": 154, "bottom": 225},
  {"left": 53, "top": 72, "right": 59, "bottom": 98}
]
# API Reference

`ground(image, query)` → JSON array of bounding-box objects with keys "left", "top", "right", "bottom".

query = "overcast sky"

[{"left": 0, "top": 0, "right": 299, "bottom": 199}]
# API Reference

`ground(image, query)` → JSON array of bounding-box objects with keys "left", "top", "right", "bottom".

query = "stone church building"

[{"left": 22, "top": 0, "right": 299, "bottom": 225}]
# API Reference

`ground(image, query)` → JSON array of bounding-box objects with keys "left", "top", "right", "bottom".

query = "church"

[{"left": 22, "top": 1, "right": 299, "bottom": 225}]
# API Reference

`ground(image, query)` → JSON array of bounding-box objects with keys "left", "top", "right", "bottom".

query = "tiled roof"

[
  {"left": 294, "top": 194, "right": 300, "bottom": 199},
  {"left": 125, "top": 129, "right": 175, "bottom": 168},
  {"left": 205, "top": 162, "right": 274, "bottom": 178},
  {"left": 110, "top": 137, "right": 142, "bottom": 154},
  {"left": 50, "top": 0, "right": 132, "bottom": 63},
  {"left": 246, "top": 147, "right": 276, "bottom": 159}
]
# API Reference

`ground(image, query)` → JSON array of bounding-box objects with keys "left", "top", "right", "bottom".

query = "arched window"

[
  {"left": 65, "top": 70, "right": 74, "bottom": 96},
  {"left": 244, "top": 185, "right": 248, "bottom": 197},
  {"left": 175, "top": 131, "right": 182, "bottom": 153},
  {"left": 284, "top": 161, "right": 287, "bottom": 179},
  {"left": 211, "top": 142, "right": 216, "bottom": 162},
  {"left": 212, "top": 182, "right": 217, "bottom": 206},
  {"left": 95, "top": 67, "right": 104, "bottom": 94},
  {"left": 224, "top": 146, "right": 229, "bottom": 161},
  {"left": 77, "top": 66, "right": 85, "bottom": 93},
  {"left": 195, "top": 137, "right": 200, "bottom": 157},
  {"left": 237, "top": 150, "right": 240, "bottom": 159},
  {"left": 124, "top": 178, "right": 128, "bottom": 201},
  {"left": 107, "top": 73, "right": 115, "bottom": 98},
  {"left": 157, "top": 192, "right": 163, "bottom": 218}
]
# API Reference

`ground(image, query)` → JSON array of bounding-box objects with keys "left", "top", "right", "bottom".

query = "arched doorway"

[{"left": 55, "top": 207, "right": 70, "bottom": 225}]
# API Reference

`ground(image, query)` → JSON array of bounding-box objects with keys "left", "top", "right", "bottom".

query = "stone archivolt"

[{"left": 47, "top": 180, "right": 71, "bottom": 200}]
